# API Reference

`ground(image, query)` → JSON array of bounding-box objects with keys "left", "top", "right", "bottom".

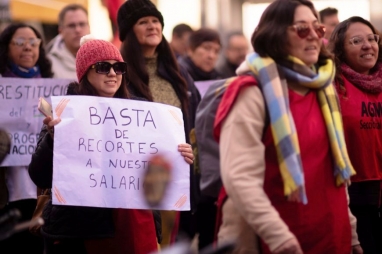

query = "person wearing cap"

[
  {"left": 117, "top": 0, "right": 201, "bottom": 249},
  {"left": 28, "top": 35, "right": 194, "bottom": 253}
]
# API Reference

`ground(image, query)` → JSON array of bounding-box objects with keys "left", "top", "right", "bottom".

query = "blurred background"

[{"left": 0, "top": 0, "right": 381, "bottom": 47}]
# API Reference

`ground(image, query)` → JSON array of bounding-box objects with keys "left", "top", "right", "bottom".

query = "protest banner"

[
  {"left": 51, "top": 95, "right": 190, "bottom": 211},
  {"left": 0, "top": 78, "right": 69, "bottom": 166}
]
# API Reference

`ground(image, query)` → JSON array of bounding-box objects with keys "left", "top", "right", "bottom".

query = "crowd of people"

[{"left": 0, "top": 0, "right": 381, "bottom": 253}]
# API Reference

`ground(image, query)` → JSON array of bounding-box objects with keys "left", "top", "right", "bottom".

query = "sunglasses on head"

[
  {"left": 90, "top": 62, "right": 127, "bottom": 75},
  {"left": 291, "top": 24, "right": 326, "bottom": 39},
  {"left": 12, "top": 38, "right": 42, "bottom": 48}
]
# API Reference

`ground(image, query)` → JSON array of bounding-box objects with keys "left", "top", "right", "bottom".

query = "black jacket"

[
  {"left": 348, "top": 181, "right": 382, "bottom": 206},
  {"left": 215, "top": 57, "right": 238, "bottom": 79},
  {"left": 178, "top": 56, "right": 221, "bottom": 82},
  {"left": 28, "top": 84, "right": 115, "bottom": 239}
]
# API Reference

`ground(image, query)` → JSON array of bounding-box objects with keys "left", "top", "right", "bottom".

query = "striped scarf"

[{"left": 246, "top": 52, "right": 355, "bottom": 204}]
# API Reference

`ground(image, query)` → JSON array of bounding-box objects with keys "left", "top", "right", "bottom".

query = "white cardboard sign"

[
  {"left": 0, "top": 78, "right": 69, "bottom": 166},
  {"left": 51, "top": 95, "right": 190, "bottom": 211}
]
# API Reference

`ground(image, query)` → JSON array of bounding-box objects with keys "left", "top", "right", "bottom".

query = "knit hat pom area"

[
  {"left": 117, "top": 0, "right": 164, "bottom": 41},
  {"left": 80, "top": 34, "right": 96, "bottom": 46},
  {"left": 76, "top": 34, "right": 124, "bottom": 81}
]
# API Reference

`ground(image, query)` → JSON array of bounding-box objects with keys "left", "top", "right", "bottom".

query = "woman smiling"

[
  {"left": 214, "top": 1, "right": 361, "bottom": 253},
  {"left": 0, "top": 23, "right": 52, "bottom": 254},
  {"left": 117, "top": 0, "right": 200, "bottom": 251},
  {"left": 329, "top": 16, "right": 382, "bottom": 254}
]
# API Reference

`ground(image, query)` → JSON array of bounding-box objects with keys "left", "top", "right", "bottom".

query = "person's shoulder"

[
  {"left": 217, "top": 74, "right": 259, "bottom": 99},
  {"left": 46, "top": 34, "right": 64, "bottom": 53},
  {"left": 234, "top": 73, "right": 258, "bottom": 85},
  {"left": 178, "top": 64, "right": 191, "bottom": 79},
  {"left": 177, "top": 55, "right": 186, "bottom": 64}
]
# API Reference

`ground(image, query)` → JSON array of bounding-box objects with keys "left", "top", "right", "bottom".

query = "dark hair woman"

[
  {"left": 213, "top": 1, "right": 362, "bottom": 253},
  {"left": 0, "top": 23, "right": 53, "bottom": 78},
  {"left": 0, "top": 22, "right": 53, "bottom": 253},
  {"left": 328, "top": 16, "right": 382, "bottom": 254},
  {"left": 28, "top": 35, "right": 194, "bottom": 253},
  {"left": 117, "top": 0, "right": 200, "bottom": 251},
  {"left": 28, "top": 36, "right": 128, "bottom": 254}
]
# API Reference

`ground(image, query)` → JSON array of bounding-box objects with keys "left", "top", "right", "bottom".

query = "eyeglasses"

[
  {"left": 349, "top": 34, "right": 380, "bottom": 46},
  {"left": 290, "top": 24, "right": 326, "bottom": 39},
  {"left": 64, "top": 22, "right": 89, "bottom": 30},
  {"left": 90, "top": 62, "right": 127, "bottom": 75},
  {"left": 11, "top": 38, "right": 41, "bottom": 48}
]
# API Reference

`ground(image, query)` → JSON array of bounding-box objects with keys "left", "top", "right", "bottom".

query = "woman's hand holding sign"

[
  {"left": 39, "top": 97, "right": 69, "bottom": 139},
  {"left": 178, "top": 143, "right": 194, "bottom": 165}
]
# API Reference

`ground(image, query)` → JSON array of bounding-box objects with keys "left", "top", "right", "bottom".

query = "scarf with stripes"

[{"left": 246, "top": 52, "right": 355, "bottom": 204}]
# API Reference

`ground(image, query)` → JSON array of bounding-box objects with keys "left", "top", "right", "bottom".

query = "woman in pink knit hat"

[{"left": 28, "top": 35, "right": 194, "bottom": 253}]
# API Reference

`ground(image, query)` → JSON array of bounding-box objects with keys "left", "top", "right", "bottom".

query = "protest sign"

[
  {"left": 0, "top": 78, "right": 69, "bottom": 166},
  {"left": 194, "top": 79, "right": 224, "bottom": 97},
  {"left": 51, "top": 96, "right": 190, "bottom": 211}
]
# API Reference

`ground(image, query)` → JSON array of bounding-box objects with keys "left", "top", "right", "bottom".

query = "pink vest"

[{"left": 337, "top": 76, "right": 382, "bottom": 182}]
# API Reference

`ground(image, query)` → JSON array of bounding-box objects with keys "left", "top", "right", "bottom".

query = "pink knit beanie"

[{"left": 76, "top": 35, "right": 124, "bottom": 81}]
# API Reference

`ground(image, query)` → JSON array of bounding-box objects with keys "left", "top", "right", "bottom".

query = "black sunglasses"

[
  {"left": 90, "top": 62, "right": 127, "bottom": 75},
  {"left": 291, "top": 24, "right": 326, "bottom": 39}
]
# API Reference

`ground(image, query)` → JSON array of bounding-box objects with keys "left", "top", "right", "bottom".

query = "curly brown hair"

[{"left": 327, "top": 16, "right": 382, "bottom": 98}]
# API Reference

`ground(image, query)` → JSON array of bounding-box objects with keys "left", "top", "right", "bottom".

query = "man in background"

[
  {"left": 215, "top": 31, "right": 249, "bottom": 79},
  {"left": 178, "top": 28, "right": 221, "bottom": 82},
  {"left": 170, "top": 23, "right": 193, "bottom": 59},
  {"left": 319, "top": 7, "right": 339, "bottom": 43},
  {"left": 46, "top": 4, "right": 90, "bottom": 80}
]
